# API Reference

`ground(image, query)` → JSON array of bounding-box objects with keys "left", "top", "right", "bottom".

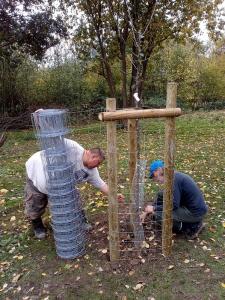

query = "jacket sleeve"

[{"left": 173, "top": 178, "right": 181, "bottom": 210}]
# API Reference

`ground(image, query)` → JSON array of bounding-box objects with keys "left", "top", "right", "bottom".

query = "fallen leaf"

[
  {"left": 204, "top": 268, "right": 210, "bottom": 273},
  {"left": 17, "top": 286, "right": 21, "bottom": 292},
  {"left": 0, "top": 199, "right": 5, "bottom": 206},
  {"left": 142, "top": 241, "right": 150, "bottom": 249},
  {"left": 0, "top": 189, "right": 8, "bottom": 194},
  {"left": 221, "top": 283, "right": 225, "bottom": 288},
  {"left": 133, "top": 282, "right": 145, "bottom": 291},
  {"left": 0, "top": 283, "right": 8, "bottom": 292},
  {"left": 9, "top": 247, "right": 15, "bottom": 254},
  {"left": 10, "top": 216, "right": 16, "bottom": 222},
  {"left": 12, "top": 274, "right": 22, "bottom": 283},
  {"left": 64, "top": 264, "right": 72, "bottom": 270},
  {"left": 197, "top": 263, "right": 205, "bottom": 267},
  {"left": 96, "top": 201, "right": 104, "bottom": 207}
]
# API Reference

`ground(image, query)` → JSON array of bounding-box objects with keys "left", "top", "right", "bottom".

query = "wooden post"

[
  {"left": 98, "top": 107, "right": 181, "bottom": 121},
  {"left": 162, "top": 82, "right": 178, "bottom": 256},
  {"left": 128, "top": 119, "right": 137, "bottom": 186},
  {"left": 106, "top": 98, "right": 120, "bottom": 261}
]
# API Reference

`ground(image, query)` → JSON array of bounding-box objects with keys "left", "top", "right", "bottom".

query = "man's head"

[
  {"left": 83, "top": 148, "right": 105, "bottom": 169},
  {"left": 149, "top": 160, "right": 164, "bottom": 183}
]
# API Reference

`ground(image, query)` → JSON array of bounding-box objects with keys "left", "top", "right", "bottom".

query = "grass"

[{"left": 0, "top": 110, "right": 225, "bottom": 299}]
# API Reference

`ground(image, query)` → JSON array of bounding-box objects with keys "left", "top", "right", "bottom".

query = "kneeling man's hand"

[{"left": 140, "top": 205, "right": 154, "bottom": 223}]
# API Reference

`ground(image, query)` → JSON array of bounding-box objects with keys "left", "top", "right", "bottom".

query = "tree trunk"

[{"left": 120, "top": 43, "right": 128, "bottom": 108}]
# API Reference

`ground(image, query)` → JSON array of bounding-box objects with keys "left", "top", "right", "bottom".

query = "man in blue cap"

[{"left": 140, "top": 160, "right": 208, "bottom": 239}]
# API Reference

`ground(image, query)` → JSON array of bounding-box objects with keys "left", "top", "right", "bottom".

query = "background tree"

[
  {"left": 198, "top": 42, "right": 225, "bottom": 105},
  {"left": 72, "top": 0, "right": 224, "bottom": 107},
  {"left": 145, "top": 42, "right": 200, "bottom": 106},
  {"left": 0, "top": 0, "right": 67, "bottom": 114}
]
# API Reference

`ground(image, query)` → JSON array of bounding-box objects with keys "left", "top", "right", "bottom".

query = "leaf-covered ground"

[{"left": 0, "top": 110, "right": 225, "bottom": 300}]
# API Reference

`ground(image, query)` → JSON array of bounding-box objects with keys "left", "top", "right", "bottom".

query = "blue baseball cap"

[{"left": 149, "top": 160, "right": 164, "bottom": 178}]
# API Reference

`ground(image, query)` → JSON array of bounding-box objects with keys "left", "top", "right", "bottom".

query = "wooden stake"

[
  {"left": 106, "top": 98, "right": 120, "bottom": 261},
  {"left": 128, "top": 119, "right": 137, "bottom": 186},
  {"left": 162, "top": 82, "right": 177, "bottom": 256}
]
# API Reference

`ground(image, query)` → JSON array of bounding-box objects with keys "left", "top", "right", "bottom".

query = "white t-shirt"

[{"left": 25, "top": 139, "right": 106, "bottom": 194}]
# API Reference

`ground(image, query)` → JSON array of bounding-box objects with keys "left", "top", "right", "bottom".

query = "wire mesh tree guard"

[{"left": 99, "top": 82, "right": 180, "bottom": 261}]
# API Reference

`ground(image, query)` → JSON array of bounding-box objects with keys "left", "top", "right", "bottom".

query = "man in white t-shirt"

[{"left": 25, "top": 139, "right": 123, "bottom": 239}]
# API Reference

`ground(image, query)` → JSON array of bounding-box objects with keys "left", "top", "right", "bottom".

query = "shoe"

[
  {"left": 185, "top": 222, "right": 205, "bottom": 240},
  {"left": 32, "top": 218, "right": 47, "bottom": 239},
  {"left": 172, "top": 221, "right": 183, "bottom": 234}
]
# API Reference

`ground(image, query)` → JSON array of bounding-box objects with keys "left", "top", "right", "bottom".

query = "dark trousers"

[{"left": 154, "top": 191, "right": 204, "bottom": 232}]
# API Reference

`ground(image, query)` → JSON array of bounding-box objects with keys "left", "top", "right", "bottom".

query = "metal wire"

[{"left": 32, "top": 109, "right": 86, "bottom": 259}]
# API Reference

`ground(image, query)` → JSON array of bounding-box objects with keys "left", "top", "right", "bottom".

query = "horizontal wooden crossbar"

[{"left": 98, "top": 107, "right": 182, "bottom": 121}]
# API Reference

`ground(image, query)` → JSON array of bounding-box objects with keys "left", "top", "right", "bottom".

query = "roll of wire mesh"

[{"left": 32, "top": 109, "right": 86, "bottom": 259}]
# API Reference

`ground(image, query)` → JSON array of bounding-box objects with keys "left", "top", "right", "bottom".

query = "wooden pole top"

[{"left": 98, "top": 107, "right": 182, "bottom": 121}]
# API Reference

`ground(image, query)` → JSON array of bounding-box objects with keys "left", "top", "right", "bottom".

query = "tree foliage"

[
  {"left": 0, "top": 0, "right": 67, "bottom": 114},
  {"left": 146, "top": 42, "right": 200, "bottom": 104},
  {"left": 72, "top": 0, "right": 224, "bottom": 107},
  {"left": 0, "top": 0, "right": 67, "bottom": 60},
  {"left": 198, "top": 54, "right": 225, "bottom": 104}
]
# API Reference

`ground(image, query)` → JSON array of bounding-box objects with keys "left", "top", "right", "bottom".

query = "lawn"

[{"left": 0, "top": 110, "right": 225, "bottom": 300}]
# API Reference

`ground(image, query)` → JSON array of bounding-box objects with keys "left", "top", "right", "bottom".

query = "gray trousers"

[
  {"left": 24, "top": 177, "right": 48, "bottom": 220},
  {"left": 24, "top": 177, "right": 86, "bottom": 222}
]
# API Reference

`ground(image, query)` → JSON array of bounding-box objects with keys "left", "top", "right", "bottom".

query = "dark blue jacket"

[
  {"left": 154, "top": 172, "right": 208, "bottom": 217},
  {"left": 173, "top": 172, "right": 208, "bottom": 217}
]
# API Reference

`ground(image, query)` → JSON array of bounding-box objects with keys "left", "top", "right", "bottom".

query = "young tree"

[{"left": 72, "top": 0, "right": 223, "bottom": 107}]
